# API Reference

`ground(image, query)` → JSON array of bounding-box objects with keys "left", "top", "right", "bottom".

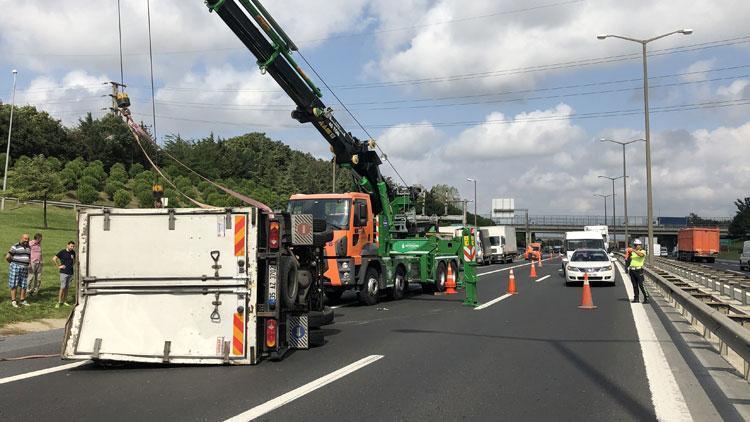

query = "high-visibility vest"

[{"left": 630, "top": 249, "right": 646, "bottom": 268}]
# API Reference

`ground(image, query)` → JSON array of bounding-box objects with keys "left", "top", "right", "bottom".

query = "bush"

[
  {"left": 137, "top": 190, "right": 154, "bottom": 208},
  {"left": 108, "top": 163, "right": 128, "bottom": 184},
  {"left": 76, "top": 183, "right": 98, "bottom": 204},
  {"left": 128, "top": 163, "right": 145, "bottom": 178},
  {"left": 59, "top": 168, "right": 78, "bottom": 190},
  {"left": 79, "top": 175, "right": 100, "bottom": 190},
  {"left": 82, "top": 163, "right": 107, "bottom": 186},
  {"left": 104, "top": 180, "right": 125, "bottom": 200},
  {"left": 113, "top": 189, "right": 132, "bottom": 208}
]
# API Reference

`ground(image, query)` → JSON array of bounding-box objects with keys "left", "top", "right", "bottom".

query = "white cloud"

[
  {"left": 16, "top": 71, "right": 110, "bottom": 125},
  {"left": 444, "top": 103, "right": 585, "bottom": 160},
  {"left": 377, "top": 122, "right": 444, "bottom": 160},
  {"left": 679, "top": 59, "right": 716, "bottom": 83}
]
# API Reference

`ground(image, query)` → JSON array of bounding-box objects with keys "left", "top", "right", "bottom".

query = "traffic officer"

[{"left": 629, "top": 239, "right": 648, "bottom": 303}]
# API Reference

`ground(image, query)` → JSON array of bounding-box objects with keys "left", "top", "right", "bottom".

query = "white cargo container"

[
  {"left": 63, "top": 207, "right": 330, "bottom": 365},
  {"left": 485, "top": 226, "right": 518, "bottom": 264}
]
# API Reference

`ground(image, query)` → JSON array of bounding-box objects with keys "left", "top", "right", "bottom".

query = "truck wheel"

[
  {"left": 388, "top": 267, "right": 406, "bottom": 300},
  {"left": 309, "top": 307, "right": 335, "bottom": 328},
  {"left": 434, "top": 262, "right": 447, "bottom": 292},
  {"left": 359, "top": 267, "right": 380, "bottom": 306},
  {"left": 324, "top": 288, "right": 344, "bottom": 303},
  {"left": 280, "top": 257, "right": 299, "bottom": 309}
]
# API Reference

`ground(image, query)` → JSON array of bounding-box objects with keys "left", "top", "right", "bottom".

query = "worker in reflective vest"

[{"left": 629, "top": 239, "right": 648, "bottom": 304}]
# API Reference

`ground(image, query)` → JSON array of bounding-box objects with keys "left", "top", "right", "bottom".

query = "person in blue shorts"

[{"left": 6, "top": 234, "right": 31, "bottom": 308}]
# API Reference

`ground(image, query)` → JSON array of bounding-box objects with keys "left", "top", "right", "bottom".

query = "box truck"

[
  {"left": 677, "top": 227, "right": 720, "bottom": 263},
  {"left": 63, "top": 207, "right": 333, "bottom": 365},
  {"left": 485, "top": 226, "right": 518, "bottom": 264}
]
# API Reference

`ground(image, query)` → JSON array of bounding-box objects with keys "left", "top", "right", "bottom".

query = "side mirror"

[{"left": 353, "top": 203, "right": 368, "bottom": 227}]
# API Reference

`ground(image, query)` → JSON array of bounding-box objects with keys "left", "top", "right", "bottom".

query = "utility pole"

[
  {"left": 108, "top": 81, "right": 127, "bottom": 115},
  {"left": 2, "top": 69, "right": 18, "bottom": 211},
  {"left": 600, "top": 138, "right": 645, "bottom": 246}
]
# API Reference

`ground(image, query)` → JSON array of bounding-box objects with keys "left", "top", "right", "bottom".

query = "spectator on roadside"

[
  {"left": 52, "top": 241, "right": 76, "bottom": 308},
  {"left": 6, "top": 233, "right": 31, "bottom": 308},
  {"left": 27, "top": 233, "right": 43, "bottom": 296}
]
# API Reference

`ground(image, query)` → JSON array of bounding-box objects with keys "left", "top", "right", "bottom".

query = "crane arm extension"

[{"left": 206, "top": 0, "right": 388, "bottom": 215}]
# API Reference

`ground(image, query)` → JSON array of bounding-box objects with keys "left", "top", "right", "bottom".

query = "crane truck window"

[{"left": 288, "top": 199, "right": 351, "bottom": 230}]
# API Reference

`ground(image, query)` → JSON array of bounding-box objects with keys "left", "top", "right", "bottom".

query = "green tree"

[
  {"left": 136, "top": 190, "right": 153, "bottom": 208},
  {"left": 729, "top": 198, "right": 750, "bottom": 238},
  {"left": 9, "top": 155, "right": 65, "bottom": 228},
  {"left": 76, "top": 183, "right": 98, "bottom": 205},
  {"left": 108, "top": 163, "right": 128, "bottom": 184},
  {"left": 113, "top": 189, "right": 132, "bottom": 208},
  {"left": 128, "top": 163, "right": 145, "bottom": 178},
  {"left": 104, "top": 180, "right": 126, "bottom": 200}
]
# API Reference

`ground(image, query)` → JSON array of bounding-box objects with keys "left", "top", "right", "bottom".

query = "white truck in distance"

[
  {"left": 584, "top": 225, "right": 610, "bottom": 250},
  {"left": 485, "top": 226, "right": 518, "bottom": 264},
  {"left": 62, "top": 207, "right": 333, "bottom": 365},
  {"left": 562, "top": 231, "right": 607, "bottom": 271}
]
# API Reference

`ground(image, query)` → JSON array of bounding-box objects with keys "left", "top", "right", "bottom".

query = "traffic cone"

[
  {"left": 445, "top": 264, "right": 457, "bottom": 295},
  {"left": 529, "top": 261, "right": 537, "bottom": 278},
  {"left": 537, "top": 254, "right": 543, "bottom": 267},
  {"left": 578, "top": 273, "right": 597, "bottom": 310},
  {"left": 507, "top": 269, "right": 518, "bottom": 294}
]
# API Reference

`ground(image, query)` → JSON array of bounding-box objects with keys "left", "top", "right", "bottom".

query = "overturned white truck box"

[{"left": 63, "top": 207, "right": 332, "bottom": 365}]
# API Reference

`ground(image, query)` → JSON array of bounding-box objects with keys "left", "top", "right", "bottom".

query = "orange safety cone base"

[
  {"left": 529, "top": 262, "right": 537, "bottom": 278},
  {"left": 507, "top": 270, "right": 518, "bottom": 294},
  {"left": 445, "top": 264, "right": 458, "bottom": 295}
]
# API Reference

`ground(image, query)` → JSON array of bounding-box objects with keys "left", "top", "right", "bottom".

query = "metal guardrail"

[
  {"left": 486, "top": 214, "right": 731, "bottom": 228},
  {"left": 1, "top": 196, "right": 108, "bottom": 210},
  {"left": 632, "top": 256, "right": 750, "bottom": 378}
]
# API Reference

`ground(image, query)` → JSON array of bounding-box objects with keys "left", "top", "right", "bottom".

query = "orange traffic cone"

[
  {"left": 537, "top": 254, "right": 543, "bottom": 267},
  {"left": 507, "top": 269, "right": 518, "bottom": 295},
  {"left": 445, "top": 264, "right": 457, "bottom": 295},
  {"left": 529, "top": 261, "right": 537, "bottom": 278},
  {"left": 578, "top": 273, "right": 597, "bottom": 310}
]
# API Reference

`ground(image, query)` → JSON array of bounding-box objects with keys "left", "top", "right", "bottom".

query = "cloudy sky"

[{"left": 1, "top": 0, "right": 748, "bottom": 218}]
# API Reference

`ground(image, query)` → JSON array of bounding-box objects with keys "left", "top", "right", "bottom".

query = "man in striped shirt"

[{"left": 6, "top": 234, "right": 31, "bottom": 308}]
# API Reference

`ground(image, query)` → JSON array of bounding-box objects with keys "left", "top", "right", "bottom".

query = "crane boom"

[{"left": 205, "top": 0, "right": 390, "bottom": 216}]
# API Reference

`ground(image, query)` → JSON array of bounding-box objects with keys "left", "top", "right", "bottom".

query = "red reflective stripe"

[
  {"left": 232, "top": 313, "right": 244, "bottom": 355},
  {"left": 234, "top": 215, "right": 246, "bottom": 256}
]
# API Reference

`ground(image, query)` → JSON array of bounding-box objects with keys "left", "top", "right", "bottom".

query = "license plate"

[{"left": 268, "top": 265, "right": 278, "bottom": 304}]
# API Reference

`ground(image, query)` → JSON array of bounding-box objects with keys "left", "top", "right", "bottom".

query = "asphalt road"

[{"left": 0, "top": 256, "right": 747, "bottom": 421}]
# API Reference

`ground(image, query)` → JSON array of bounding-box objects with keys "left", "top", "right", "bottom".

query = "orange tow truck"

[{"left": 524, "top": 242, "right": 542, "bottom": 261}]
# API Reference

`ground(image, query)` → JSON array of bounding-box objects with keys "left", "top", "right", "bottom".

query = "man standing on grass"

[
  {"left": 52, "top": 241, "right": 76, "bottom": 308},
  {"left": 6, "top": 233, "right": 31, "bottom": 308},
  {"left": 27, "top": 233, "right": 43, "bottom": 296}
]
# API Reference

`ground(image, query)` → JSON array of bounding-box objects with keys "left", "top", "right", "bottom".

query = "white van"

[{"left": 740, "top": 241, "right": 750, "bottom": 271}]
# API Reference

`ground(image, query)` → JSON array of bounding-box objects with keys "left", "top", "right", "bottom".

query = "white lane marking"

[
  {"left": 224, "top": 355, "right": 384, "bottom": 422},
  {"left": 0, "top": 361, "right": 89, "bottom": 385},
  {"left": 536, "top": 275, "right": 551, "bottom": 283},
  {"left": 477, "top": 256, "right": 559, "bottom": 277},
  {"left": 728, "top": 270, "right": 744, "bottom": 275},
  {"left": 474, "top": 293, "right": 513, "bottom": 310},
  {"left": 615, "top": 262, "right": 691, "bottom": 421},
  {"left": 330, "top": 302, "right": 354, "bottom": 309}
]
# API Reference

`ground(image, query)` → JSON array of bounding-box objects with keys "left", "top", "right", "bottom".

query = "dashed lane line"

[
  {"left": 615, "top": 262, "right": 691, "bottom": 421},
  {"left": 474, "top": 293, "right": 514, "bottom": 310},
  {"left": 224, "top": 355, "right": 384, "bottom": 422},
  {"left": 535, "top": 275, "right": 551, "bottom": 283},
  {"left": 0, "top": 361, "right": 89, "bottom": 385},
  {"left": 477, "top": 257, "right": 558, "bottom": 277}
]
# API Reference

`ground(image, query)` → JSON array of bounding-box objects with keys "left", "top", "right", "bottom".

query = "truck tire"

[
  {"left": 359, "top": 267, "right": 380, "bottom": 306},
  {"left": 309, "top": 329, "right": 325, "bottom": 348},
  {"left": 434, "top": 262, "right": 447, "bottom": 292},
  {"left": 279, "top": 257, "right": 299, "bottom": 309},
  {"left": 388, "top": 266, "right": 406, "bottom": 300},
  {"left": 309, "top": 307, "right": 335, "bottom": 328}
]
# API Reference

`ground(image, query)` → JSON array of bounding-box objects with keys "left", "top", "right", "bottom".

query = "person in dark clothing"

[{"left": 52, "top": 241, "right": 76, "bottom": 308}]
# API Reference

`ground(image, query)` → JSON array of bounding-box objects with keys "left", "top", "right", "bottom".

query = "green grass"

[
  {"left": 0, "top": 203, "right": 77, "bottom": 328},
  {"left": 719, "top": 239, "right": 744, "bottom": 260}
]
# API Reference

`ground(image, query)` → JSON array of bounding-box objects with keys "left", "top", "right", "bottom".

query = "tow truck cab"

[{"left": 288, "top": 193, "right": 377, "bottom": 299}]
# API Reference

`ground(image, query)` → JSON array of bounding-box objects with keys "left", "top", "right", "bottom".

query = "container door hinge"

[
  {"left": 168, "top": 209, "right": 176, "bottom": 230},
  {"left": 103, "top": 209, "right": 111, "bottom": 231}
]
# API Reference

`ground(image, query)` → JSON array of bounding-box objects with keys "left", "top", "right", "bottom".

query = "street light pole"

[
  {"left": 598, "top": 175, "right": 625, "bottom": 247},
  {"left": 466, "top": 178, "right": 477, "bottom": 228},
  {"left": 598, "top": 28, "right": 693, "bottom": 264},
  {"left": 2, "top": 69, "right": 18, "bottom": 211},
  {"left": 600, "top": 138, "right": 645, "bottom": 246},
  {"left": 594, "top": 193, "right": 613, "bottom": 227}
]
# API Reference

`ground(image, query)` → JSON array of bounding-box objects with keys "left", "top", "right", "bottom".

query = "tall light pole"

[
  {"left": 594, "top": 193, "right": 614, "bottom": 227},
  {"left": 466, "top": 178, "right": 477, "bottom": 228},
  {"left": 598, "top": 28, "right": 693, "bottom": 263},
  {"left": 598, "top": 175, "right": 625, "bottom": 246},
  {"left": 600, "top": 138, "right": 645, "bottom": 246},
  {"left": 2, "top": 69, "right": 18, "bottom": 211}
]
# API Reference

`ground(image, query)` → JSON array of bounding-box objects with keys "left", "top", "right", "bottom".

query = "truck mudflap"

[{"left": 62, "top": 287, "right": 257, "bottom": 365}]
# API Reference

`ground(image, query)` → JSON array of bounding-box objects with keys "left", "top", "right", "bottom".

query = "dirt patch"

[{"left": 0, "top": 318, "right": 67, "bottom": 336}]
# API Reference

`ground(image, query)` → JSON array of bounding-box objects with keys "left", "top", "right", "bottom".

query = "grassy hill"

[{"left": 0, "top": 203, "right": 77, "bottom": 327}]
